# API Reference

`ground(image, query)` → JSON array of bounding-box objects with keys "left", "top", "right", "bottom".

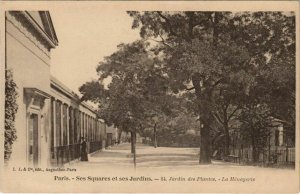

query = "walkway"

[
  {"left": 71, "top": 143, "right": 199, "bottom": 169},
  {"left": 65, "top": 143, "right": 296, "bottom": 193},
  {"left": 71, "top": 143, "right": 258, "bottom": 169}
]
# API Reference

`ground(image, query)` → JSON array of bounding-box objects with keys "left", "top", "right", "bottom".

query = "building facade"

[{"left": 5, "top": 11, "right": 107, "bottom": 167}]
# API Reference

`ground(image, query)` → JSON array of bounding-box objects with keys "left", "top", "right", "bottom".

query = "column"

[
  {"left": 96, "top": 120, "right": 99, "bottom": 141},
  {"left": 83, "top": 113, "right": 86, "bottom": 139},
  {"left": 52, "top": 99, "right": 56, "bottom": 147},
  {"left": 279, "top": 124, "right": 284, "bottom": 146},
  {"left": 66, "top": 105, "right": 70, "bottom": 146},
  {"left": 86, "top": 115, "right": 88, "bottom": 140},
  {"left": 73, "top": 109, "right": 77, "bottom": 144},
  {"left": 80, "top": 111, "right": 83, "bottom": 140},
  {"left": 60, "top": 102, "right": 63, "bottom": 146},
  {"left": 87, "top": 116, "right": 90, "bottom": 141},
  {"left": 92, "top": 118, "right": 95, "bottom": 142}
]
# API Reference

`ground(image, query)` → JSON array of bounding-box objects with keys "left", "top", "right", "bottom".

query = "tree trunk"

[
  {"left": 117, "top": 128, "right": 122, "bottom": 144},
  {"left": 224, "top": 124, "right": 230, "bottom": 156},
  {"left": 222, "top": 106, "right": 230, "bottom": 157},
  {"left": 131, "top": 131, "right": 135, "bottom": 154},
  {"left": 153, "top": 123, "right": 157, "bottom": 148},
  {"left": 130, "top": 131, "right": 137, "bottom": 168},
  {"left": 192, "top": 73, "right": 212, "bottom": 164},
  {"left": 199, "top": 116, "right": 212, "bottom": 164},
  {"left": 252, "top": 146, "right": 259, "bottom": 163},
  {"left": 132, "top": 131, "right": 137, "bottom": 168},
  {"left": 251, "top": 131, "right": 259, "bottom": 163}
]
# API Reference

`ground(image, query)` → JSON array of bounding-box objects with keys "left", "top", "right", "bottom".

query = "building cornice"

[
  {"left": 6, "top": 12, "right": 50, "bottom": 58},
  {"left": 24, "top": 88, "right": 52, "bottom": 99},
  {"left": 23, "top": 11, "right": 58, "bottom": 47},
  {"left": 50, "top": 75, "right": 97, "bottom": 114},
  {"left": 8, "top": 11, "right": 58, "bottom": 49}
]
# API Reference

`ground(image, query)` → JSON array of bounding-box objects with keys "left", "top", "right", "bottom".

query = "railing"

[
  {"left": 50, "top": 141, "right": 102, "bottom": 166},
  {"left": 89, "top": 141, "right": 102, "bottom": 154},
  {"left": 228, "top": 146, "right": 295, "bottom": 165}
]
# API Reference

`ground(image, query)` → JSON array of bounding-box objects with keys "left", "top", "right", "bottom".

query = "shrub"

[{"left": 4, "top": 69, "right": 18, "bottom": 162}]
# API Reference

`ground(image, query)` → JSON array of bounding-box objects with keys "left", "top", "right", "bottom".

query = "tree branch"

[
  {"left": 159, "top": 34, "right": 173, "bottom": 48},
  {"left": 148, "top": 37, "right": 172, "bottom": 48},
  {"left": 212, "top": 77, "right": 224, "bottom": 88},
  {"left": 156, "top": 11, "right": 178, "bottom": 37},
  {"left": 186, "top": 87, "right": 195, "bottom": 91},
  {"left": 214, "top": 112, "right": 224, "bottom": 125},
  {"left": 228, "top": 106, "right": 240, "bottom": 120},
  {"left": 186, "top": 12, "right": 195, "bottom": 40}
]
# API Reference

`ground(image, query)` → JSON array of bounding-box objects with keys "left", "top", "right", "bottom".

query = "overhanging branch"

[
  {"left": 186, "top": 87, "right": 195, "bottom": 91},
  {"left": 156, "top": 11, "right": 178, "bottom": 37}
]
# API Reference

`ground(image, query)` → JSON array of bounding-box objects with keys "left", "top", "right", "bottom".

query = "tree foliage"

[
  {"left": 128, "top": 11, "right": 295, "bottom": 163},
  {"left": 79, "top": 40, "right": 177, "bottom": 153},
  {"left": 80, "top": 11, "right": 295, "bottom": 165}
]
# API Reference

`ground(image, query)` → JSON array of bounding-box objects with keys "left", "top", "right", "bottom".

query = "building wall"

[
  {"left": 5, "top": 11, "right": 108, "bottom": 167},
  {"left": 49, "top": 80, "right": 106, "bottom": 165},
  {"left": 50, "top": 78, "right": 106, "bottom": 145},
  {"left": 106, "top": 126, "right": 118, "bottom": 146},
  {"left": 6, "top": 11, "right": 52, "bottom": 167}
]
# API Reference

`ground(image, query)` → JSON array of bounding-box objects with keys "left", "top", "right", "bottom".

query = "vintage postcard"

[{"left": 0, "top": 1, "right": 299, "bottom": 193}]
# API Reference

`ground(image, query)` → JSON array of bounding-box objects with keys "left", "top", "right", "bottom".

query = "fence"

[
  {"left": 89, "top": 141, "right": 102, "bottom": 153},
  {"left": 229, "top": 146, "right": 295, "bottom": 165},
  {"left": 50, "top": 141, "right": 102, "bottom": 166}
]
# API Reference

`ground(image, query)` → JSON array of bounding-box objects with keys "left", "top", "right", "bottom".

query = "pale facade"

[
  {"left": 5, "top": 11, "right": 106, "bottom": 167},
  {"left": 105, "top": 125, "right": 118, "bottom": 146}
]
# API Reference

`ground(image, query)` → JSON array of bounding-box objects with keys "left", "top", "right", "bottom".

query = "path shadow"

[
  {"left": 92, "top": 150, "right": 129, "bottom": 158},
  {"left": 137, "top": 153, "right": 197, "bottom": 157},
  {"left": 136, "top": 160, "right": 199, "bottom": 168}
]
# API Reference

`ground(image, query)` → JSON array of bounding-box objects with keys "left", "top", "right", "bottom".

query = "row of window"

[{"left": 50, "top": 99, "right": 105, "bottom": 148}]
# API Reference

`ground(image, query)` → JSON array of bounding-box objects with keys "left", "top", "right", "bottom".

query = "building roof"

[
  {"left": 26, "top": 11, "right": 58, "bottom": 46},
  {"left": 8, "top": 11, "right": 58, "bottom": 49},
  {"left": 50, "top": 75, "right": 97, "bottom": 113}
]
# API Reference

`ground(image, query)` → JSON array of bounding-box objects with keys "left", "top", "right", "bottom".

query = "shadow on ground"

[{"left": 73, "top": 143, "right": 247, "bottom": 169}]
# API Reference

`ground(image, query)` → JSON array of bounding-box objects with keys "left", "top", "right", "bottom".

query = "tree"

[
  {"left": 213, "top": 93, "right": 241, "bottom": 156},
  {"left": 127, "top": 11, "right": 295, "bottom": 164},
  {"left": 231, "top": 12, "right": 296, "bottom": 149},
  {"left": 128, "top": 11, "right": 251, "bottom": 163},
  {"left": 5, "top": 69, "right": 18, "bottom": 162},
  {"left": 238, "top": 103, "right": 273, "bottom": 162},
  {"left": 79, "top": 40, "right": 171, "bottom": 166}
]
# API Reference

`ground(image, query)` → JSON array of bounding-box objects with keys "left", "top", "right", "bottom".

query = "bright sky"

[{"left": 50, "top": 9, "right": 140, "bottom": 95}]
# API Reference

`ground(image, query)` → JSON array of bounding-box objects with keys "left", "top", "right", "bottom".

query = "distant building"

[
  {"left": 5, "top": 11, "right": 108, "bottom": 167},
  {"left": 105, "top": 125, "right": 118, "bottom": 147}
]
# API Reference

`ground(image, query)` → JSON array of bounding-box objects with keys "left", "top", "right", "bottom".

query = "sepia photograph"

[{"left": 1, "top": 1, "right": 299, "bottom": 193}]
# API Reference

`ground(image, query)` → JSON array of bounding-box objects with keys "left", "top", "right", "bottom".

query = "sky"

[{"left": 50, "top": 9, "right": 140, "bottom": 95}]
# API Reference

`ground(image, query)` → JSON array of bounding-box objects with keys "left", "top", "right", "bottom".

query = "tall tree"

[
  {"left": 231, "top": 12, "right": 296, "bottom": 147},
  {"left": 79, "top": 40, "right": 171, "bottom": 163},
  {"left": 128, "top": 11, "right": 250, "bottom": 163},
  {"left": 128, "top": 11, "right": 295, "bottom": 163}
]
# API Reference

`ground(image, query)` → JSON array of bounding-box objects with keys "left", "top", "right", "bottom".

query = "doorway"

[{"left": 28, "top": 113, "right": 39, "bottom": 166}]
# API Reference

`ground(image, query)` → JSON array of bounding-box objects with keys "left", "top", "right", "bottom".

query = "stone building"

[{"left": 5, "top": 11, "right": 107, "bottom": 167}]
